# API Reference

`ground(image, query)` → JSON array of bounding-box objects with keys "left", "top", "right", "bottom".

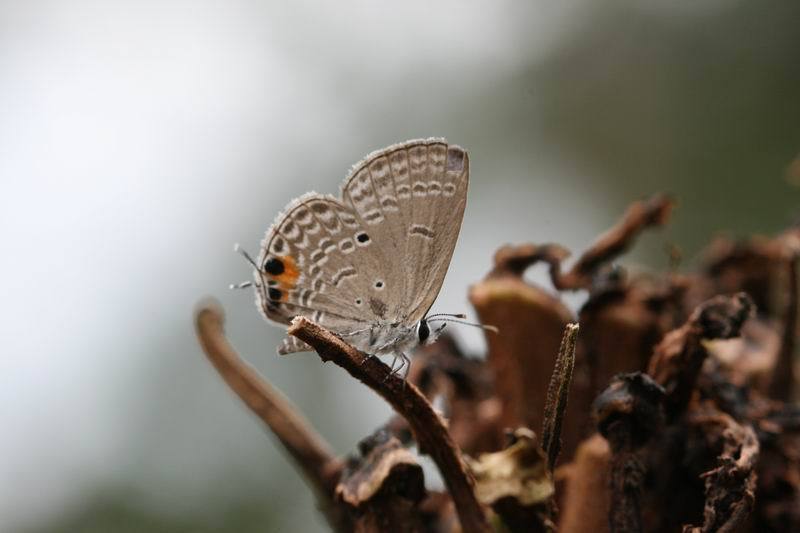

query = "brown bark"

[{"left": 288, "top": 316, "right": 492, "bottom": 533}]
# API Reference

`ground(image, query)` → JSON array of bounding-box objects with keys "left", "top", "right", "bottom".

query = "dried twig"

[
  {"left": 557, "top": 434, "right": 613, "bottom": 533},
  {"left": 554, "top": 194, "right": 674, "bottom": 290},
  {"left": 470, "top": 269, "right": 573, "bottom": 441},
  {"left": 542, "top": 323, "right": 580, "bottom": 471},
  {"left": 648, "top": 293, "right": 754, "bottom": 419},
  {"left": 489, "top": 194, "right": 674, "bottom": 290},
  {"left": 594, "top": 372, "right": 666, "bottom": 533},
  {"left": 194, "top": 303, "right": 343, "bottom": 522},
  {"left": 288, "top": 316, "right": 492, "bottom": 533}
]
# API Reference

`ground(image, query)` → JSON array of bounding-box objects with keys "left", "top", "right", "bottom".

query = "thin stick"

[
  {"left": 288, "top": 316, "right": 492, "bottom": 533},
  {"left": 195, "top": 302, "right": 342, "bottom": 497},
  {"left": 541, "top": 322, "right": 579, "bottom": 471}
]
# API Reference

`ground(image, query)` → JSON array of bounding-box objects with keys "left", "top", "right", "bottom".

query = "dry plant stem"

[
  {"left": 541, "top": 323, "right": 579, "bottom": 470},
  {"left": 195, "top": 304, "right": 341, "bottom": 495},
  {"left": 769, "top": 253, "right": 798, "bottom": 399},
  {"left": 648, "top": 292, "right": 753, "bottom": 419},
  {"left": 491, "top": 195, "right": 673, "bottom": 290},
  {"left": 288, "top": 316, "right": 492, "bottom": 533},
  {"left": 470, "top": 275, "right": 572, "bottom": 442},
  {"left": 555, "top": 194, "right": 673, "bottom": 290},
  {"left": 557, "top": 434, "right": 612, "bottom": 533},
  {"left": 594, "top": 373, "right": 665, "bottom": 533}
]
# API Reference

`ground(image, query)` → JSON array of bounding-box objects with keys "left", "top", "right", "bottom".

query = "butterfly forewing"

[
  {"left": 253, "top": 138, "right": 468, "bottom": 354},
  {"left": 400, "top": 142, "right": 469, "bottom": 322}
]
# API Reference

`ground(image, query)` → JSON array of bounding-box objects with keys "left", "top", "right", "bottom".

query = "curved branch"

[
  {"left": 195, "top": 302, "right": 342, "bottom": 497},
  {"left": 288, "top": 316, "right": 492, "bottom": 533},
  {"left": 490, "top": 194, "right": 674, "bottom": 290}
]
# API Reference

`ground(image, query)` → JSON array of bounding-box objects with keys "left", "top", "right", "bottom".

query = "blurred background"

[{"left": 2, "top": 1, "right": 800, "bottom": 531}]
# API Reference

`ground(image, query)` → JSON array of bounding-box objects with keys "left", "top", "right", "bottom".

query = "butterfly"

[{"left": 235, "top": 138, "right": 472, "bottom": 374}]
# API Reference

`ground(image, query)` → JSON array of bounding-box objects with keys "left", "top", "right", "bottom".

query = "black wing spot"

[
  {"left": 357, "top": 232, "right": 370, "bottom": 243},
  {"left": 355, "top": 298, "right": 363, "bottom": 306},
  {"left": 375, "top": 280, "right": 384, "bottom": 289},
  {"left": 268, "top": 287, "right": 283, "bottom": 301},
  {"left": 264, "top": 257, "right": 285, "bottom": 275}
]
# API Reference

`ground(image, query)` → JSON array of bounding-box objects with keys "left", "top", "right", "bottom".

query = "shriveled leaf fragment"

[
  {"left": 683, "top": 411, "right": 759, "bottom": 533},
  {"left": 648, "top": 292, "right": 753, "bottom": 418},
  {"left": 336, "top": 434, "right": 425, "bottom": 508},
  {"left": 466, "top": 428, "right": 554, "bottom": 507}
]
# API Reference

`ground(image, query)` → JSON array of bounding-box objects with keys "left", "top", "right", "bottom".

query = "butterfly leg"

[
  {"left": 400, "top": 352, "right": 411, "bottom": 381},
  {"left": 387, "top": 354, "right": 400, "bottom": 373},
  {"left": 383, "top": 354, "right": 401, "bottom": 382}
]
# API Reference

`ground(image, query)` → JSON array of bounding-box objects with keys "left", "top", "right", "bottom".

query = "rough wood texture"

[
  {"left": 197, "top": 194, "right": 800, "bottom": 533},
  {"left": 288, "top": 316, "right": 492, "bottom": 533}
]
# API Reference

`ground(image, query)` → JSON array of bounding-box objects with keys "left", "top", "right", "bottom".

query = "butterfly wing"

[
  {"left": 340, "top": 138, "right": 469, "bottom": 324},
  {"left": 253, "top": 138, "right": 468, "bottom": 354}
]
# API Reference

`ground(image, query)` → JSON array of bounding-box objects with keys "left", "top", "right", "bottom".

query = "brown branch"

[
  {"left": 469, "top": 272, "right": 573, "bottom": 444},
  {"left": 647, "top": 292, "right": 754, "bottom": 419},
  {"left": 288, "top": 316, "right": 492, "bottom": 533},
  {"left": 194, "top": 302, "right": 342, "bottom": 498},
  {"left": 556, "top": 194, "right": 674, "bottom": 290},
  {"left": 490, "top": 194, "right": 674, "bottom": 290},
  {"left": 541, "top": 323, "right": 580, "bottom": 471},
  {"left": 593, "top": 373, "right": 666, "bottom": 533},
  {"left": 558, "top": 434, "right": 612, "bottom": 533}
]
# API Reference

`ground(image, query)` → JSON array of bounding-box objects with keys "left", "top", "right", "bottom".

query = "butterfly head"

[
  {"left": 423, "top": 313, "right": 499, "bottom": 344},
  {"left": 417, "top": 318, "right": 433, "bottom": 345},
  {"left": 416, "top": 314, "right": 457, "bottom": 346}
]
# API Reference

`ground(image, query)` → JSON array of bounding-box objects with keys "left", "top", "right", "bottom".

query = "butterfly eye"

[{"left": 417, "top": 320, "right": 430, "bottom": 344}]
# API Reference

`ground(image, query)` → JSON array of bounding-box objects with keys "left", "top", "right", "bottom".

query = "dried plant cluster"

[{"left": 195, "top": 194, "right": 800, "bottom": 532}]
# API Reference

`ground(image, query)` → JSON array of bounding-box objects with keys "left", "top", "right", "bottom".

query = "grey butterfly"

[{"left": 240, "top": 138, "right": 469, "bottom": 372}]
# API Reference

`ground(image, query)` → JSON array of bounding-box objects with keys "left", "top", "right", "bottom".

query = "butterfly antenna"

[
  {"left": 229, "top": 280, "right": 254, "bottom": 290},
  {"left": 428, "top": 317, "right": 499, "bottom": 334},
  {"left": 426, "top": 312, "right": 467, "bottom": 320},
  {"left": 233, "top": 243, "right": 260, "bottom": 271}
]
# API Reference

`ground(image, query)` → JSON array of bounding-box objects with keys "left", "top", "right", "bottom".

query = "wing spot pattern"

[
  {"left": 339, "top": 238, "right": 355, "bottom": 254},
  {"left": 369, "top": 297, "right": 387, "bottom": 318},
  {"left": 380, "top": 196, "right": 399, "bottom": 210},
  {"left": 446, "top": 147, "right": 465, "bottom": 171},
  {"left": 363, "top": 210, "right": 383, "bottom": 223},
  {"left": 332, "top": 267, "right": 357, "bottom": 286},
  {"left": 409, "top": 224, "right": 435, "bottom": 239}
]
